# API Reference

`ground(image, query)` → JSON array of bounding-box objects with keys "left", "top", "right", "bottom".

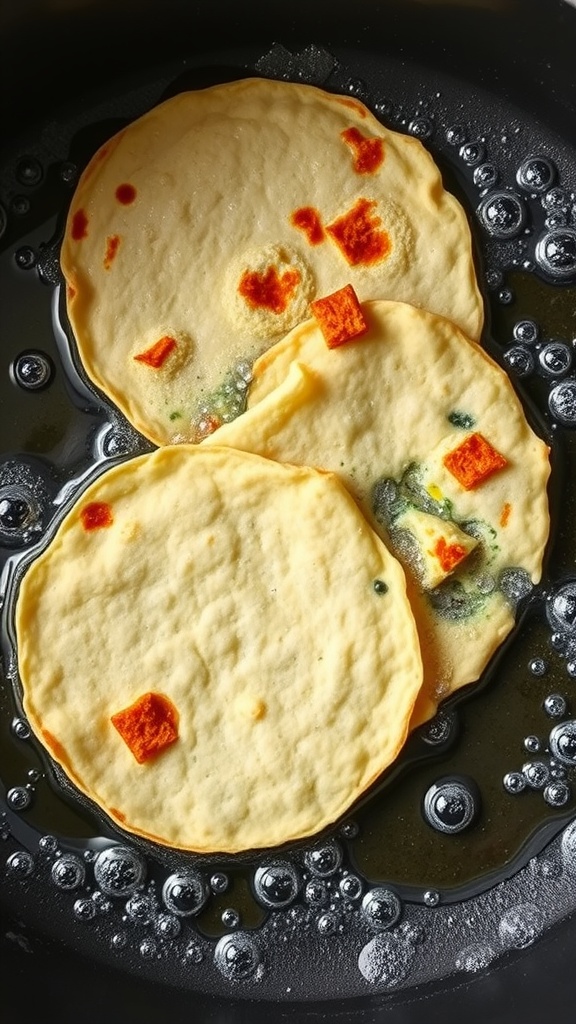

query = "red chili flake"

[
  {"left": 41, "top": 728, "right": 67, "bottom": 763},
  {"left": 71, "top": 209, "right": 89, "bottom": 241},
  {"left": 80, "top": 501, "right": 113, "bottom": 531},
  {"left": 111, "top": 692, "right": 179, "bottom": 764},
  {"left": 443, "top": 432, "right": 508, "bottom": 490},
  {"left": 433, "top": 537, "right": 468, "bottom": 574},
  {"left": 67, "top": 283, "right": 77, "bottom": 301},
  {"left": 500, "top": 502, "right": 512, "bottom": 527},
  {"left": 310, "top": 284, "right": 368, "bottom": 349},
  {"left": 115, "top": 182, "right": 137, "bottom": 205},
  {"left": 238, "top": 265, "right": 301, "bottom": 314},
  {"left": 341, "top": 127, "right": 384, "bottom": 174},
  {"left": 103, "top": 234, "right": 121, "bottom": 270},
  {"left": 326, "top": 198, "right": 391, "bottom": 266},
  {"left": 290, "top": 206, "right": 325, "bottom": 245},
  {"left": 133, "top": 336, "right": 177, "bottom": 369}
]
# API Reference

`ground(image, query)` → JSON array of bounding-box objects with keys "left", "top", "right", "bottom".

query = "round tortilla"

[
  {"left": 60, "top": 77, "right": 484, "bottom": 447},
  {"left": 15, "top": 445, "right": 423, "bottom": 853},
  {"left": 202, "top": 300, "right": 551, "bottom": 725}
]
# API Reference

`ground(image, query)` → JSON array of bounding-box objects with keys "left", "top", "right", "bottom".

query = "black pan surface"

[{"left": 2, "top": 2, "right": 576, "bottom": 1021}]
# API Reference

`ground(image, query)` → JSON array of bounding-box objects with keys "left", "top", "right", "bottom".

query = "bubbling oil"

[{"left": 1, "top": 42, "right": 576, "bottom": 1001}]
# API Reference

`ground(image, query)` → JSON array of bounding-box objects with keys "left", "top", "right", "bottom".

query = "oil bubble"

[
  {"left": 543, "top": 693, "right": 567, "bottom": 718},
  {"left": 221, "top": 908, "right": 241, "bottom": 929},
  {"left": 408, "top": 117, "right": 433, "bottom": 140},
  {"left": 473, "top": 163, "right": 498, "bottom": 190},
  {"left": 139, "top": 937, "right": 158, "bottom": 959},
  {"left": 503, "top": 771, "right": 527, "bottom": 794},
  {"left": 126, "top": 892, "right": 153, "bottom": 923},
  {"left": 214, "top": 932, "right": 262, "bottom": 981},
  {"left": 477, "top": 191, "right": 526, "bottom": 239},
  {"left": 14, "top": 246, "right": 36, "bottom": 270},
  {"left": 503, "top": 345, "right": 535, "bottom": 377},
  {"left": 423, "top": 890, "right": 440, "bottom": 907},
  {"left": 538, "top": 341, "right": 572, "bottom": 378},
  {"left": 455, "top": 941, "right": 497, "bottom": 972},
  {"left": 11, "top": 717, "right": 31, "bottom": 740},
  {"left": 12, "top": 350, "right": 54, "bottom": 391},
  {"left": 522, "top": 761, "right": 550, "bottom": 789},
  {"left": 423, "top": 777, "right": 479, "bottom": 834},
  {"left": 516, "top": 155, "right": 555, "bottom": 194},
  {"left": 156, "top": 913, "right": 181, "bottom": 939},
  {"left": 524, "top": 735, "right": 541, "bottom": 753},
  {"left": 305, "top": 879, "right": 329, "bottom": 906},
  {"left": 498, "top": 903, "right": 543, "bottom": 949},
  {"left": 549, "top": 720, "right": 576, "bottom": 765},
  {"left": 420, "top": 710, "right": 457, "bottom": 747},
  {"left": 358, "top": 933, "right": 415, "bottom": 987},
  {"left": 253, "top": 861, "right": 300, "bottom": 908},
  {"left": 548, "top": 379, "right": 576, "bottom": 426},
  {"left": 38, "top": 834, "right": 58, "bottom": 855},
  {"left": 93, "top": 845, "right": 146, "bottom": 897},
  {"left": 361, "top": 887, "right": 402, "bottom": 930},
  {"left": 7, "top": 786, "right": 33, "bottom": 811},
  {"left": 446, "top": 125, "right": 467, "bottom": 146},
  {"left": 16, "top": 156, "right": 43, "bottom": 187},
  {"left": 535, "top": 227, "right": 576, "bottom": 280},
  {"left": 459, "top": 141, "right": 485, "bottom": 166},
  {"left": 513, "top": 319, "right": 539, "bottom": 344},
  {"left": 6, "top": 850, "right": 35, "bottom": 878},
  {"left": 543, "top": 781, "right": 571, "bottom": 807},
  {"left": 317, "top": 911, "right": 338, "bottom": 936},
  {"left": 542, "top": 186, "right": 570, "bottom": 212},
  {"left": 546, "top": 580, "right": 576, "bottom": 633},
  {"left": 74, "top": 898, "right": 97, "bottom": 921},
  {"left": 499, "top": 568, "right": 533, "bottom": 604},
  {"left": 162, "top": 870, "right": 208, "bottom": 917},
  {"left": 339, "top": 874, "right": 363, "bottom": 900},
  {"left": 210, "top": 872, "right": 229, "bottom": 894},
  {"left": 51, "top": 853, "right": 86, "bottom": 890},
  {"left": 304, "top": 839, "right": 343, "bottom": 877},
  {"left": 11, "top": 196, "right": 30, "bottom": 216},
  {"left": 60, "top": 161, "right": 78, "bottom": 187},
  {"left": 529, "top": 657, "right": 548, "bottom": 677},
  {"left": 340, "top": 820, "right": 359, "bottom": 839}
]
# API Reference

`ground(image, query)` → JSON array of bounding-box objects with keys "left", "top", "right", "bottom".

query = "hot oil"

[{"left": 1, "top": 48, "right": 576, "bottom": 996}]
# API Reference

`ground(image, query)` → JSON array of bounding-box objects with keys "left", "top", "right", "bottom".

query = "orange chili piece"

[
  {"left": 134, "top": 336, "right": 177, "bottom": 369},
  {"left": 433, "top": 537, "right": 469, "bottom": 573},
  {"left": 290, "top": 206, "right": 325, "bottom": 245},
  {"left": 443, "top": 432, "right": 508, "bottom": 490},
  {"left": 111, "top": 692, "right": 179, "bottom": 764},
  {"left": 310, "top": 284, "right": 368, "bottom": 349}
]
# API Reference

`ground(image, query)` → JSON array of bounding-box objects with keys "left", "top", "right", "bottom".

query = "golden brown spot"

[
  {"left": 80, "top": 501, "right": 113, "bottom": 531},
  {"left": 103, "top": 234, "right": 121, "bottom": 270},
  {"left": 290, "top": 206, "right": 325, "bottom": 245},
  {"left": 341, "top": 127, "right": 384, "bottom": 174},
  {"left": 326, "top": 198, "right": 391, "bottom": 266},
  {"left": 238, "top": 265, "right": 301, "bottom": 313}
]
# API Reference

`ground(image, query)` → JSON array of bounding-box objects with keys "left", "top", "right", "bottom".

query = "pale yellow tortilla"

[
  {"left": 16, "top": 445, "right": 423, "bottom": 853},
  {"left": 202, "top": 300, "right": 551, "bottom": 724},
  {"left": 60, "top": 77, "right": 484, "bottom": 447}
]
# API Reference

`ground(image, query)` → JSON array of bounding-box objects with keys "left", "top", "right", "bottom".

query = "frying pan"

[{"left": 2, "top": 1, "right": 576, "bottom": 1021}]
